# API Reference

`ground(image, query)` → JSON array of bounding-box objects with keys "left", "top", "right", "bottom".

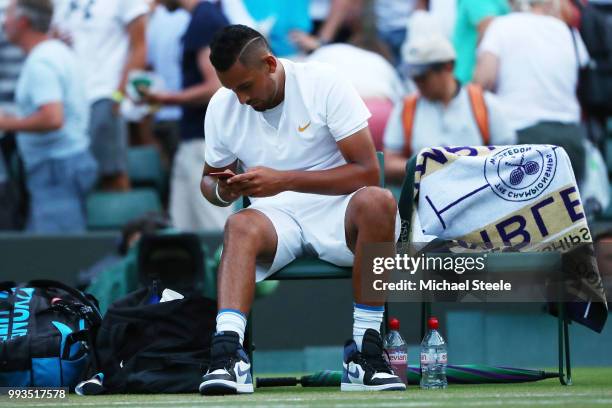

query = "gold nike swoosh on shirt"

[{"left": 298, "top": 121, "right": 311, "bottom": 132}]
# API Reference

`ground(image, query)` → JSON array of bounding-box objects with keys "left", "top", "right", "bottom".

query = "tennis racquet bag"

[{"left": 0, "top": 280, "right": 102, "bottom": 389}]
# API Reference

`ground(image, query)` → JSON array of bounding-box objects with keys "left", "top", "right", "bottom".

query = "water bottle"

[
  {"left": 420, "top": 317, "right": 447, "bottom": 389},
  {"left": 383, "top": 317, "right": 408, "bottom": 385}
]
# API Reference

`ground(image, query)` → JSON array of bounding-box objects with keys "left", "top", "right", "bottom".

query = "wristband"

[
  {"left": 215, "top": 181, "right": 231, "bottom": 205},
  {"left": 111, "top": 90, "right": 124, "bottom": 103}
]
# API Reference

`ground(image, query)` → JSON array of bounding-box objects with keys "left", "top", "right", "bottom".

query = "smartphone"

[{"left": 208, "top": 171, "right": 236, "bottom": 179}]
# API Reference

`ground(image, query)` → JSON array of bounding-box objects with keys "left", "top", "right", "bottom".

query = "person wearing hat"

[{"left": 383, "top": 34, "right": 515, "bottom": 184}]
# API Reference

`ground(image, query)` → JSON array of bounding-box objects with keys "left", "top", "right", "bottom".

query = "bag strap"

[
  {"left": 29, "top": 280, "right": 103, "bottom": 371},
  {"left": 27, "top": 280, "right": 102, "bottom": 326},
  {"left": 401, "top": 94, "right": 419, "bottom": 158},
  {"left": 466, "top": 84, "right": 490, "bottom": 145}
]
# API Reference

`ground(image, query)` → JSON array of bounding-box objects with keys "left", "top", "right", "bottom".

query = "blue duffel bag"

[{"left": 0, "top": 280, "right": 101, "bottom": 389}]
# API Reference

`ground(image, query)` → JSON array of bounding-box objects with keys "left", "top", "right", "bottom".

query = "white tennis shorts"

[{"left": 245, "top": 189, "right": 401, "bottom": 281}]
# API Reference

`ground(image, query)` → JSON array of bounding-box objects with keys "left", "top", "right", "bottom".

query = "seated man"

[
  {"left": 383, "top": 35, "right": 515, "bottom": 184},
  {"left": 199, "top": 25, "right": 404, "bottom": 394}
]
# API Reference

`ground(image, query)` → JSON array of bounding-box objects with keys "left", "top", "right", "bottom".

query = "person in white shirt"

[
  {"left": 384, "top": 35, "right": 515, "bottom": 184},
  {"left": 52, "top": 0, "right": 148, "bottom": 191},
  {"left": 307, "top": 42, "right": 405, "bottom": 150},
  {"left": 198, "top": 25, "right": 404, "bottom": 395},
  {"left": 474, "top": 0, "right": 589, "bottom": 182}
]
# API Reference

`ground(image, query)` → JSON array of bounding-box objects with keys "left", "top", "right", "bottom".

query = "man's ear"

[{"left": 263, "top": 55, "right": 277, "bottom": 73}]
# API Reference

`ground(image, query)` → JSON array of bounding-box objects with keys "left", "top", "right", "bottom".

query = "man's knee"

[
  {"left": 224, "top": 211, "right": 274, "bottom": 252},
  {"left": 225, "top": 212, "right": 259, "bottom": 240},
  {"left": 349, "top": 187, "right": 397, "bottom": 225}
]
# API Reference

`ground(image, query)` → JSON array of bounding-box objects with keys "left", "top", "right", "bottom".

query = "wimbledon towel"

[{"left": 407, "top": 145, "right": 607, "bottom": 332}]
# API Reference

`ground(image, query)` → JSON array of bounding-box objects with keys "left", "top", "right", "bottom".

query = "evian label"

[
  {"left": 387, "top": 351, "right": 408, "bottom": 364},
  {"left": 421, "top": 352, "right": 447, "bottom": 364}
]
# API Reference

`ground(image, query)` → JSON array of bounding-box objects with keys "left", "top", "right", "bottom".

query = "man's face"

[
  {"left": 413, "top": 67, "right": 449, "bottom": 101},
  {"left": 159, "top": 0, "right": 181, "bottom": 12},
  {"left": 2, "top": 0, "right": 23, "bottom": 44},
  {"left": 217, "top": 57, "right": 278, "bottom": 112}
]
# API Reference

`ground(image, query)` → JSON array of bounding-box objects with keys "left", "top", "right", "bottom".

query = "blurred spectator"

[
  {"left": 216, "top": 0, "right": 275, "bottom": 39},
  {"left": 0, "top": 0, "right": 24, "bottom": 229},
  {"left": 0, "top": 0, "right": 97, "bottom": 233},
  {"left": 241, "top": 0, "right": 311, "bottom": 57},
  {"left": 291, "top": 0, "right": 361, "bottom": 53},
  {"left": 146, "top": 1, "right": 190, "bottom": 162},
  {"left": 384, "top": 35, "right": 515, "bottom": 184},
  {"left": 52, "top": 0, "right": 149, "bottom": 191},
  {"left": 144, "top": 0, "right": 232, "bottom": 232},
  {"left": 307, "top": 43, "right": 405, "bottom": 149},
  {"left": 0, "top": 0, "right": 23, "bottom": 114},
  {"left": 428, "top": 0, "right": 457, "bottom": 40},
  {"left": 453, "top": 0, "right": 509, "bottom": 83},
  {"left": 376, "top": 0, "right": 427, "bottom": 66},
  {"left": 474, "top": 0, "right": 588, "bottom": 183}
]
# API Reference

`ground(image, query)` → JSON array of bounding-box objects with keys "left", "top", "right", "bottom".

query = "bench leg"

[
  {"left": 558, "top": 302, "right": 572, "bottom": 385},
  {"left": 382, "top": 301, "right": 389, "bottom": 337},
  {"left": 245, "top": 312, "right": 254, "bottom": 370},
  {"left": 420, "top": 301, "right": 431, "bottom": 340}
]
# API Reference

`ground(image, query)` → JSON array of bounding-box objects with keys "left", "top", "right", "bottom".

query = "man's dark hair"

[
  {"left": 16, "top": 0, "right": 53, "bottom": 33},
  {"left": 210, "top": 24, "right": 271, "bottom": 72}
]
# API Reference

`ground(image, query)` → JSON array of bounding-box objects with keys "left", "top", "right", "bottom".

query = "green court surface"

[{"left": 2, "top": 367, "right": 611, "bottom": 408}]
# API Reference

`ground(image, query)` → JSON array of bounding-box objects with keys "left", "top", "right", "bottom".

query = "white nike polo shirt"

[{"left": 204, "top": 59, "right": 371, "bottom": 205}]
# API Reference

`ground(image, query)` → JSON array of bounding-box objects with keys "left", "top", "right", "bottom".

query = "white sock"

[
  {"left": 353, "top": 303, "right": 384, "bottom": 351},
  {"left": 216, "top": 309, "right": 247, "bottom": 345}
]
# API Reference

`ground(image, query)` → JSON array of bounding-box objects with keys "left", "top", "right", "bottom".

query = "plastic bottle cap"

[
  {"left": 428, "top": 317, "right": 439, "bottom": 330},
  {"left": 389, "top": 317, "right": 400, "bottom": 330}
]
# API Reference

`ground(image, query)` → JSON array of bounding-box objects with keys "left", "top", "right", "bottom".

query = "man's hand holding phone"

[
  {"left": 209, "top": 166, "right": 287, "bottom": 202},
  {"left": 227, "top": 166, "right": 286, "bottom": 198},
  {"left": 209, "top": 170, "right": 241, "bottom": 204}
]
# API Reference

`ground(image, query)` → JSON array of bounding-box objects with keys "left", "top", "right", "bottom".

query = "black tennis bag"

[
  {"left": 90, "top": 287, "right": 216, "bottom": 393},
  {"left": 0, "top": 280, "right": 102, "bottom": 389}
]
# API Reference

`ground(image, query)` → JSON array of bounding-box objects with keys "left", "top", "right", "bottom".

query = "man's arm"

[
  {"left": 381, "top": 102, "right": 408, "bottom": 184},
  {"left": 117, "top": 15, "right": 148, "bottom": 96},
  {"left": 291, "top": 0, "right": 357, "bottom": 52},
  {"left": 476, "top": 16, "right": 494, "bottom": 44},
  {"left": 228, "top": 127, "right": 379, "bottom": 197},
  {"left": 473, "top": 51, "right": 499, "bottom": 91},
  {"left": 0, "top": 103, "right": 63, "bottom": 133},
  {"left": 383, "top": 149, "right": 408, "bottom": 184},
  {"left": 145, "top": 47, "right": 221, "bottom": 107},
  {"left": 144, "top": 47, "right": 221, "bottom": 106}
]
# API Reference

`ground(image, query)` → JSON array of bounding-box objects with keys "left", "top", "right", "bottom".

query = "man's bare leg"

[
  {"left": 200, "top": 209, "right": 277, "bottom": 396},
  {"left": 345, "top": 186, "right": 397, "bottom": 306},
  {"left": 340, "top": 186, "right": 405, "bottom": 391},
  {"left": 217, "top": 209, "right": 278, "bottom": 315}
]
